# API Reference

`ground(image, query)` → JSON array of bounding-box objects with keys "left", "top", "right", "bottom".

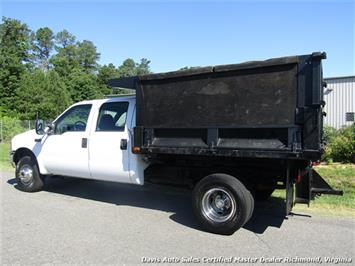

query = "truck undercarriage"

[{"left": 143, "top": 155, "right": 342, "bottom": 214}]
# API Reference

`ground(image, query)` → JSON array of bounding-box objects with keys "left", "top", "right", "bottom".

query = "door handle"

[
  {"left": 120, "top": 139, "right": 127, "bottom": 150},
  {"left": 82, "top": 138, "right": 88, "bottom": 148}
]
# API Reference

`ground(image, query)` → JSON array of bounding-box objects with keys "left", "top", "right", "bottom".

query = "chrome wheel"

[
  {"left": 201, "top": 188, "right": 236, "bottom": 223},
  {"left": 18, "top": 165, "right": 34, "bottom": 185}
]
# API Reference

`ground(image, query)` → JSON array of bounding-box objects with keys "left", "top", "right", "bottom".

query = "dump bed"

[{"left": 116, "top": 53, "right": 326, "bottom": 160}]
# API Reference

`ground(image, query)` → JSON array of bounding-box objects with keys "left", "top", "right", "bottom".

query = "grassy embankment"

[
  {"left": 0, "top": 142, "right": 354, "bottom": 216},
  {"left": 0, "top": 142, "right": 13, "bottom": 171}
]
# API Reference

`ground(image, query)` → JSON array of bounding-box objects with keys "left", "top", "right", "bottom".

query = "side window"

[
  {"left": 55, "top": 104, "right": 92, "bottom": 134},
  {"left": 345, "top": 112, "right": 354, "bottom": 122},
  {"left": 96, "top": 102, "right": 129, "bottom": 132}
]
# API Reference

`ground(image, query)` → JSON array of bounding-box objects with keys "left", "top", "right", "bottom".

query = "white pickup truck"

[
  {"left": 11, "top": 96, "right": 146, "bottom": 188},
  {"left": 11, "top": 54, "right": 342, "bottom": 235}
]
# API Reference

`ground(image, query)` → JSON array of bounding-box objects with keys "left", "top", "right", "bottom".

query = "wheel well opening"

[{"left": 13, "top": 148, "right": 37, "bottom": 166}]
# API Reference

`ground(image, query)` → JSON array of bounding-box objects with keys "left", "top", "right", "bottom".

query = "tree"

[
  {"left": 50, "top": 29, "right": 78, "bottom": 76},
  {"left": 45, "top": 70, "right": 72, "bottom": 117},
  {"left": 118, "top": 58, "right": 136, "bottom": 77},
  {"left": 77, "top": 40, "right": 100, "bottom": 72},
  {"left": 97, "top": 63, "right": 119, "bottom": 84},
  {"left": 32, "top": 27, "right": 54, "bottom": 71},
  {"left": 55, "top": 29, "right": 75, "bottom": 49},
  {"left": 51, "top": 43, "right": 79, "bottom": 76},
  {"left": 322, "top": 125, "right": 355, "bottom": 163},
  {"left": 50, "top": 43, "right": 79, "bottom": 77},
  {"left": 52, "top": 39, "right": 100, "bottom": 75},
  {"left": 65, "top": 69, "right": 102, "bottom": 102},
  {"left": 97, "top": 63, "right": 120, "bottom": 95},
  {"left": 15, "top": 70, "right": 71, "bottom": 120},
  {"left": 136, "top": 58, "right": 151, "bottom": 75},
  {"left": 0, "top": 17, "right": 32, "bottom": 114},
  {"left": 0, "top": 17, "right": 153, "bottom": 118},
  {"left": 118, "top": 58, "right": 151, "bottom": 77}
]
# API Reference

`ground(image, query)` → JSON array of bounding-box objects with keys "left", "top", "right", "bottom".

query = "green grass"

[
  {"left": 0, "top": 142, "right": 13, "bottom": 171},
  {"left": 272, "top": 164, "right": 355, "bottom": 217}
]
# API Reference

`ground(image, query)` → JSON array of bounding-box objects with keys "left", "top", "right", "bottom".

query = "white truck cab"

[{"left": 11, "top": 95, "right": 146, "bottom": 188}]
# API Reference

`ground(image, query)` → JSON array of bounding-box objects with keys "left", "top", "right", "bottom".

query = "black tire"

[
  {"left": 246, "top": 189, "right": 255, "bottom": 221},
  {"left": 15, "top": 156, "right": 44, "bottom": 192},
  {"left": 192, "top": 173, "right": 254, "bottom": 235},
  {"left": 255, "top": 189, "right": 275, "bottom": 201}
]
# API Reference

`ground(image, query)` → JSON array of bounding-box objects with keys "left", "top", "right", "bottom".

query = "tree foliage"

[
  {"left": 55, "top": 29, "right": 75, "bottom": 49},
  {"left": 32, "top": 27, "right": 54, "bottom": 71},
  {"left": 0, "top": 17, "right": 152, "bottom": 121},
  {"left": 118, "top": 58, "right": 151, "bottom": 77},
  {"left": 15, "top": 70, "right": 71, "bottom": 119},
  {"left": 77, "top": 40, "right": 100, "bottom": 72},
  {"left": 323, "top": 125, "right": 355, "bottom": 163},
  {"left": 97, "top": 63, "right": 120, "bottom": 95},
  {"left": 65, "top": 69, "right": 102, "bottom": 102},
  {"left": 0, "top": 17, "right": 32, "bottom": 113}
]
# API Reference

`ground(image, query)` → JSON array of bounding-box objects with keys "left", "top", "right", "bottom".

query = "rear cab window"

[{"left": 96, "top": 102, "right": 129, "bottom": 132}]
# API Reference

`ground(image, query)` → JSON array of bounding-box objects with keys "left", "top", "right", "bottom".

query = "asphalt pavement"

[{"left": 1, "top": 170, "right": 354, "bottom": 265}]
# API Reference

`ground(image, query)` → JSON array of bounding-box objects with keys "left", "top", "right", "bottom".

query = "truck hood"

[{"left": 11, "top": 129, "right": 39, "bottom": 152}]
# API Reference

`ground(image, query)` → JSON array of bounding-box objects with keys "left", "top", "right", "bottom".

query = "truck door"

[
  {"left": 41, "top": 104, "right": 93, "bottom": 178},
  {"left": 88, "top": 100, "right": 133, "bottom": 183}
]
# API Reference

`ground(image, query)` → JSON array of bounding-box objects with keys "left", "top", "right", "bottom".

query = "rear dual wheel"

[{"left": 193, "top": 173, "right": 254, "bottom": 235}]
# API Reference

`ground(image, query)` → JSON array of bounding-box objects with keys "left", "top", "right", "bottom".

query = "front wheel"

[
  {"left": 16, "top": 156, "right": 44, "bottom": 192},
  {"left": 192, "top": 173, "right": 254, "bottom": 235}
]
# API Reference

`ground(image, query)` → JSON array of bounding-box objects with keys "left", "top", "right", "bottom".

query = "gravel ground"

[{"left": 1, "top": 170, "right": 354, "bottom": 265}]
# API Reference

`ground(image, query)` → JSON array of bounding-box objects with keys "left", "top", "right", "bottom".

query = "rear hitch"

[
  {"left": 286, "top": 165, "right": 343, "bottom": 215},
  {"left": 294, "top": 167, "right": 343, "bottom": 206},
  {"left": 310, "top": 170, "right": 343, "bottom": 197}
]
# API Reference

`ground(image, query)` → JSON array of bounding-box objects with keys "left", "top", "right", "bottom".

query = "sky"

[{"left": 1, "top": 0, "right": 354, "bottom": 77}]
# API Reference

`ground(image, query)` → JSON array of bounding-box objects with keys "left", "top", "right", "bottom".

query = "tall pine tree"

[{"left": 0, "top": 17, "right": 32, "bottom": 115}]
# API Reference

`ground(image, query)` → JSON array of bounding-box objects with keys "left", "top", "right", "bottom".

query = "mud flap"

[
  {"left": 295, "top": 168, "right": 343, "bottom": 206},
  {"left": 295, "top": 167, "right": 312, "bottom": 206},
  {"left": 285, "top": 165, "right": 295, "bottom": 215}
]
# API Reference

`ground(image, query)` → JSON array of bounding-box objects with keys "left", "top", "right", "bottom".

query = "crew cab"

[
  {"left": 11, "top": 53, "right": 342, "bottom": 235},
  {"left": 11, "top": 96, "right": 145, "bottom": 186}
]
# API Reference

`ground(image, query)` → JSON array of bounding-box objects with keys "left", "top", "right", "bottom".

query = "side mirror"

[
  {"left": 46, "top": 122, "right": 55, "bottom": 135},
  {"left": 35, "top": 119, "right": 45, "bottom": 135}
]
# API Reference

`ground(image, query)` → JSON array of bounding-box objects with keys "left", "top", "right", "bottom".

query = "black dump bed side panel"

[
  {"left": 132, "top": 52, "right": 326, "bottom": 160},
  {"left": 139, "top": 64, "right": 297, "bottom": 127}
]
